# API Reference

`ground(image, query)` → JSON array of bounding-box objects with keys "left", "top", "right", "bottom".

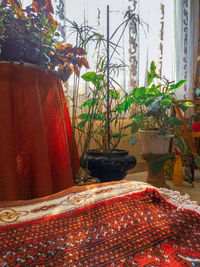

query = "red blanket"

[{"left": 0, "top": 188, "right": 199, "bottom": 266}]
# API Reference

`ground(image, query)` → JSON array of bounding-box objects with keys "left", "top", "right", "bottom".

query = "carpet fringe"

[{"left": 158, "top": 188, "right": 200, "bottom": 214}]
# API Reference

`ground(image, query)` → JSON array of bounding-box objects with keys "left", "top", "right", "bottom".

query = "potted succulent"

[
  {"left": 0, "top": 0, "right": 88, "bottom": 81},
  {"left": 74, "top": 6, "right": 139, "bottom": 182}
]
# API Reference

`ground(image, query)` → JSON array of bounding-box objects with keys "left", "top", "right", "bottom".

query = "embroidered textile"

[{"left": 0, "top": 188, "right": 199, "bottom": 266}]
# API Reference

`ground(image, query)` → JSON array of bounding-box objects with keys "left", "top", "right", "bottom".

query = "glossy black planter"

[{"left": 81, "top": 149, "right": 137, "bottom": 183}]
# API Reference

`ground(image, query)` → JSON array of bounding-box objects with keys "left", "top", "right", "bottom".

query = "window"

[{"left": 24, "top": 0, "right": 199, "bottom": 100}]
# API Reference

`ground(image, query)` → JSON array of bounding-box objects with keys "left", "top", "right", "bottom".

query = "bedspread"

[{"left": 0, "top": 181, "right": 199, "bottom": 266}]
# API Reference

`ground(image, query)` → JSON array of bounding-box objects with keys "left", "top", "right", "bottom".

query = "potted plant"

[
  {"left": 0, "top": 0, "right": 88, "bottom": 81},
  {"left": 120, "top": 61, "right": 187, "bottom": 153},
  {"left": 118, "top": 61, "right": 191, "bottom": 186},
  {"left": 73, "top": 6, "right": 139, "bottom": 182},
  {"left": 78, "top": 70, "right": 137, "bottom": 182}
]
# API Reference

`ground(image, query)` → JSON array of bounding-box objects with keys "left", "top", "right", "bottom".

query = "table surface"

[{"left": 191, "top": 132, "right": 200, "bottom": 137}]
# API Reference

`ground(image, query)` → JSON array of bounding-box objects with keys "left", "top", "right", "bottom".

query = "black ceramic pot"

[{"left": 81, "top": 149, "right": 137, "bottom": 182}]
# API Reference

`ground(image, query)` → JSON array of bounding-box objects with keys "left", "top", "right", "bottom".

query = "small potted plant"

[{"left": 0, "top": 0, "right": 88, "bottom": 81}]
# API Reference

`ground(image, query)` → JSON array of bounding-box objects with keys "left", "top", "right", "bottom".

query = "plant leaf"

[
  {"left": 178, "top": 101, "right": 195, "bottom": 112},
  {"left": 134, "top": 87, "right": 146, "bottom": 98},
  {"left": 195, "top": 156, "right": 200, "bottom": 166},
  {"left": 77, "top": 120, "right": 87, "bottom": 129},
  {"left": 111, "top": 133, "right": 127, "bottom": 138},
  {"left": 117, "top": 96, "right": 134, "bottom": 113},
  {"left": 168, "top": 115, "right": 184, "bottom": 126},
  {"left": 81, "top": 72, "right": 97, "bottom": 85},
  {"left": 81, "top": 99, "right": 98, "bottom": 108},
  {"left": 125, "top": 121, "right": 140, "bottom": 134},
  {"left": 149, "top": 154, "right": 171, "bottom": 175},
  {"left": 79, "top": 113, "right": 91, "bottom": 119},
  {"left": 128, "top": 136, "right": 137, "bottom": 145},
  {"left": 168, "top": 80, "right": 186, "bottom": 90}
]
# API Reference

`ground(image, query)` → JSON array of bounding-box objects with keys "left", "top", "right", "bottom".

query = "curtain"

[
  {"left": 0, "top": 63, "right": 79, "bottom": 200},
  {"left": 174, "top": 0, "right": 199, "bottom": 99},
  {"left": 129, "top": 0, "right": 199, "bottom": 99}
]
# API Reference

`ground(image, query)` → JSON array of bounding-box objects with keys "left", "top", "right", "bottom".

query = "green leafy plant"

[
  {"left": 65, "top": 9, "right": 141, "bottom": 182},
  {"left": 119, "top": 61, "right": 187, "bottom": 137},
  {"left": 117, "top": 61, "right": 199, "bottom": 176},
  {"left": 79, "top": 70, "right": 131, "bottom": 153},
  {"left": 0, "top": 0, "right": 88, "bottom": 81},
  {"left": 75, "top": 10, "right": 140, "bottom": 154},
  {"left": 123, "top": 62, "right": 200, "bottom": 180}
]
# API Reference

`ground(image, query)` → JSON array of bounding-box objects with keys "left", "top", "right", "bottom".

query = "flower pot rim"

[
  {"left": 139, "top": 129, "right": 159, "bottom": 133},
  {"left": 139, "top": 128, "right": 172, "bottom": 135},
  {"left": 87, "top": 149, "right": 129, "bottom": 156}
]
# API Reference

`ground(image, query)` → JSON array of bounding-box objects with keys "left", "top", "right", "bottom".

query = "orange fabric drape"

[{"left": 0, "top": 63, "right": 79, "bottom": 200}]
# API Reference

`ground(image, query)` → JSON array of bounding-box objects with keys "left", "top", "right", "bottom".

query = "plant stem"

[{"left": 106, "top": 5, "right": 111, "bottom": 151}]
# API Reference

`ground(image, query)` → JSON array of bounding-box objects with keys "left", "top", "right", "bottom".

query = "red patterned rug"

[{"left": 0, "top": 188, "right": 199, "bottom": 266}]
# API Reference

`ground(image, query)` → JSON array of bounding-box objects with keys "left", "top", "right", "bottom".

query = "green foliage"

[
  {"left": 121, "top": 61, "right": 196, "bottom": 175},
  {"left": 195, "top": 156, "right": 200, "bottom": 166},
  {"left": 70, "top": 8, "right": 143, "bottom": 153},
  {"left": 117, "top": 95, "right": 134, "bottom": 113},
  {"left": 173, "top": 134, "right": 187, "bottom": 155},
  {"left": 111, "top": 133, "right": 127, "bottom": 138},
  {"left": 149, "top": 153, "right": 171, "bottom": 175},
  {"left": 167, "top": 80, "right": 186, "bottom": 91},
  {"left": 81, "top": 99, "right": 98, "bottom": 108},
  {"left": 77, "top": 120, "right": 87, "bottom": 129},
  {"left": 122, "top": 61, "right": 186, "bottom": 136},
  {"left": 78, "top": 67, "right": 131, "bottom": 151},
  {"left": 147, "top": 61, "right": 160, "bottom": 86},
  {"left": 81, "top": 72, "right": 104, "bottom": 87},
  {"left": 168, "top": 115, "right": 184, "bottom": 126}
]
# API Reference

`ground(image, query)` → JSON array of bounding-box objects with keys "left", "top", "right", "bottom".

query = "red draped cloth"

[{"left": 0, "top": 63, "right": 79, "bottom": 200}]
